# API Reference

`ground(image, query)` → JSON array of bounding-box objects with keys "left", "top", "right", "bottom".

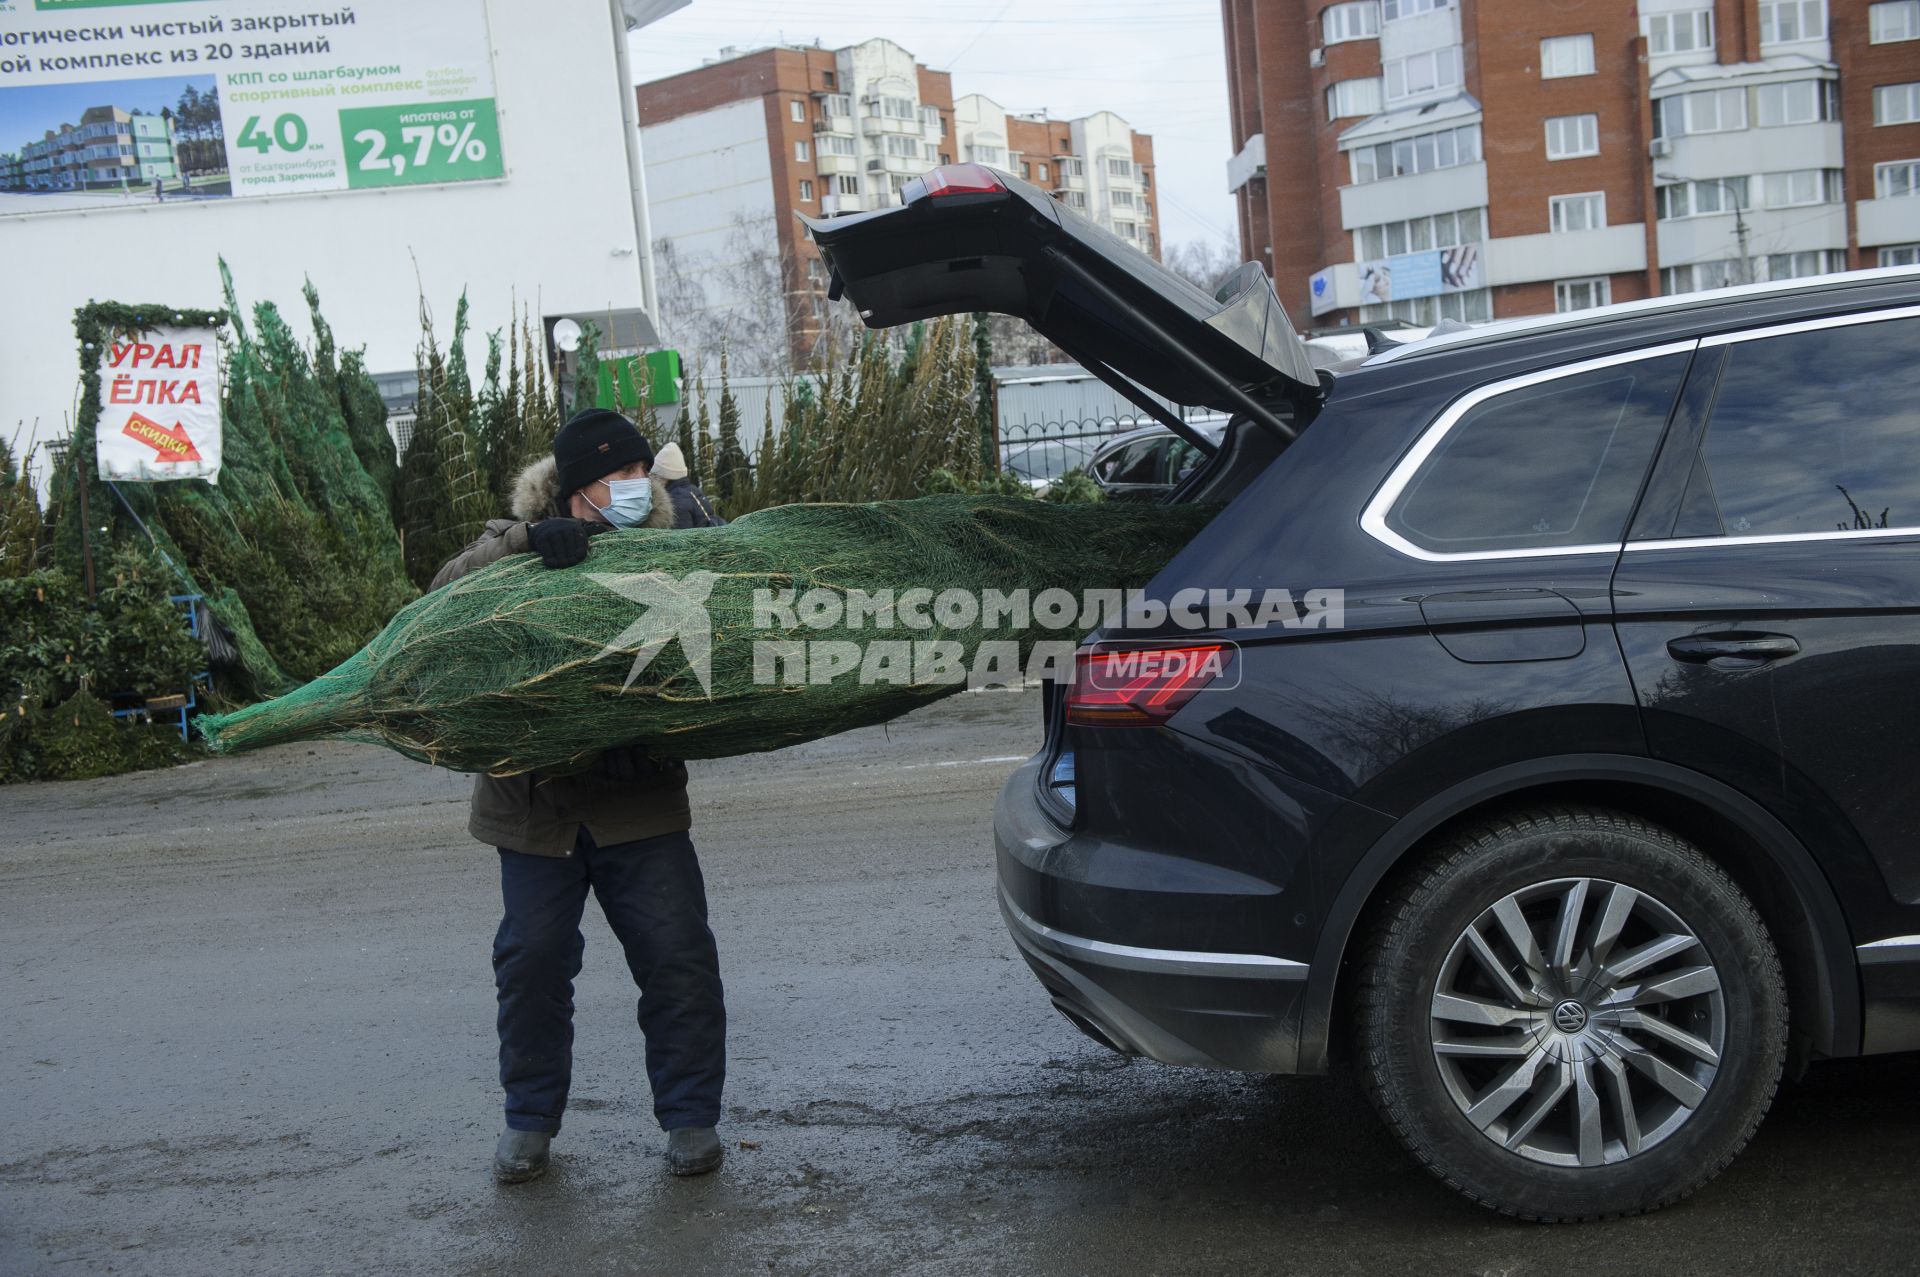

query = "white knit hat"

[{"left": 651, "top": 441, "right": 689, "bottom": 480}]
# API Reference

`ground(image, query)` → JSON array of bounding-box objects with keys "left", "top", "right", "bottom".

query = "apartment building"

[
  {"left": 637, "top": 38, "right": 1163, "bottom": 369},
  {"left": 4, "top": 106, "right": 180, "bottom": 192},
  {"left": 953, "top": 95, "right": 1163, "bottom": 253},
  {"left": 1222, "top": 0, "right": 1920, "bottom": 327},
  {"left": 636, "top": 39, "right": 952, "bottom": 368}
]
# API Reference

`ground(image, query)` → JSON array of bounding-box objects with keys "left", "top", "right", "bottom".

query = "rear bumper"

[{"left": 994, "top": 756, "right": 1311, "bottom": 1072}]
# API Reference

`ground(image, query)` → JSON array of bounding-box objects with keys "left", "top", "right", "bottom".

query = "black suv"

[{"left": 808, "top": 166, "right": 1920, "bottom": 1220}]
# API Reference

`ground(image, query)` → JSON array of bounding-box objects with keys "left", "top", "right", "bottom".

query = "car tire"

[{"left": 1353, "top": 805, "right": 1787, "bottom": 1221}]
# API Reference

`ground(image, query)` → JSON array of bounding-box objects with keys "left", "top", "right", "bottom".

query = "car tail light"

[
  {"left": 908, "top": 164, "right": 1006, "bottom": 203},
  {"left": 1065, "top": 644, "right": 1234, "bottom": 727}
]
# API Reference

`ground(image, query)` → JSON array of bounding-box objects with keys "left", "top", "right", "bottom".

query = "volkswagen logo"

[{"left": 1551, "top": 1000, "right": 1589, "bottom": 1033}]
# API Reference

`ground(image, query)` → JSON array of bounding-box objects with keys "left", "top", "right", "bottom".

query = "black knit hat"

[{"left": 553, "top": 408, "right": 653, "bottom": 499}]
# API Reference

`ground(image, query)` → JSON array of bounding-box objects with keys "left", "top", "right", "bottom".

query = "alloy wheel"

[{"left": 1427, "top": 876, "right": 1726, "bottom": 1168}]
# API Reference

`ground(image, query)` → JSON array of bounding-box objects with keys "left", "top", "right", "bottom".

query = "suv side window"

[
  {"left": 1674, "top": 315, "right": 1920, "bottom": 538},
  {"left": 1384, "top": 350, "right": 1690, "bottom": 556}
]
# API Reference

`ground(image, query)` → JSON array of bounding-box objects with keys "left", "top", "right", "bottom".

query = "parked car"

[
  {"left": 1001, "top": 437, "right": 1096, "bottom": 489},
  {"left": 1087, "top": 419, "right": 1228, "bottom": 501},
  {"left": 807, "top": 164, "right": 1920, "bottom": 1221}
]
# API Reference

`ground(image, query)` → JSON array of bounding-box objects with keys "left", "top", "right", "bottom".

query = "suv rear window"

[
  {"left": 1385, "top": 350, "right": 1690, "bottom": 556},
  {"left": 1674, "top": 315, "right": 1920, "bottom": 538}
]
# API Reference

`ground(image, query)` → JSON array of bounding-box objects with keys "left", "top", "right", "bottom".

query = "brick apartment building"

[
  {"left": 1222, "top": 0, "right": 1920, "bottom": 327},
  {"left": 953, "top": 95, "right": 1163, "bottom": 256},
  {"left": 636, "top": 38, "right": 1160, "bottom": 368}
]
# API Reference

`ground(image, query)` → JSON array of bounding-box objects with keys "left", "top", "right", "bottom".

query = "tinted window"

[
  {"left": 1674, "top": 316, "right": 1920, "bottom": 538},
  {"left": 1098, "top": 438, "right": 1169, "bottom": 485},
  {"left": 1386, "top": 351, "right": 1690, "bottom": 554}
]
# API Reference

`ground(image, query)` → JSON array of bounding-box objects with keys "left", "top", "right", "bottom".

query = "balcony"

[
  {"left": 861, "top": 112, "right": 920, "bottom": 136},
  {"left": 1226, "top": 133, "right": 1266, "bottom": 193},
  {"left": 879, "top": 152, "right": 922, "bottom": 175},
  {"left": 815, "top": 152, "right": 859, "bottom": 176},
  {"left": 1857, "top": 197, "right": 1920, "bottom": 248}
]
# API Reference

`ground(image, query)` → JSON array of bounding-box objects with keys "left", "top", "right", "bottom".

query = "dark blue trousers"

[{"left": 494, "top": 828, "right": 725, "bottom": 1134}]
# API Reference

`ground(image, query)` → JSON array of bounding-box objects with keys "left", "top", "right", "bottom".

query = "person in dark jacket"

[
  {"left": 648, "top": 441, "right": 725, "bottom": 527},
  {"left": 431, "top": 408, "right": 727, "bottom": 1184}
]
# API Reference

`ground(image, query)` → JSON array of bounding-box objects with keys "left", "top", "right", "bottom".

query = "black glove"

[
  {"left": 596, "top": 743, "right": 670, "bottom": 782},
  {"left": 526, "top": 518, "right": 590, "bottom": 569}
]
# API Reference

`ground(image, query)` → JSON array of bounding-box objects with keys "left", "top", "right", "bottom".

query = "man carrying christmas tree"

[{"left": 431, "top": 407, "right": 727, "bottom": 1184}]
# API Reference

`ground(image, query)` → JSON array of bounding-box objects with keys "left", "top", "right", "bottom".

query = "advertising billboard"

[
  {"left": 1357, "top": 242, "right": 1483, "bottom": 307},
  {"left": 0, "top": 0, "right": 502, "bottom": 218}
]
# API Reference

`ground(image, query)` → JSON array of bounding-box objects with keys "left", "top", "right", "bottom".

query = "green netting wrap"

[{"left": 199, "top": 495, "right": 1216, "bottom": 773}]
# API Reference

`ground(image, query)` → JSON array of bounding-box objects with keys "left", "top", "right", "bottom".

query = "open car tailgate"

[{"left": 800, "top": 165, "right": 1321, "bottom": 424}]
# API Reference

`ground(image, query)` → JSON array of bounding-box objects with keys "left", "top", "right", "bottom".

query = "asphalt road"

[{"left": 3, "top": 687, "right": 1916, "bottom": 1275}]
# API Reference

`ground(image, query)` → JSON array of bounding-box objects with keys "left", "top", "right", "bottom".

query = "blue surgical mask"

[{"left": 590, "top": 476, "right": 654, "bottom": 528}]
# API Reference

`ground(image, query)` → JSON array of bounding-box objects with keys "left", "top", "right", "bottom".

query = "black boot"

[
  {"left": 493, "top": 1129, "right": 552, "bottom": 1184},
  {"left": 665, "top": 1126, "right": 723, "bottom": 1177}
]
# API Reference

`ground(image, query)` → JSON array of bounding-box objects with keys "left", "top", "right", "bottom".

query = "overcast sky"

[{"left": 629, "top": 0, "right": 1240, "bottom": 254}]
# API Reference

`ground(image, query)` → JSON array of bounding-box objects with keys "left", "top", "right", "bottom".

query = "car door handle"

[{"left": 1666, "top": 633, "right": 1800, "bottom": 663}]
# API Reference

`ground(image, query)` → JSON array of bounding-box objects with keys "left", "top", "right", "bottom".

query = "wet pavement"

[{"left": 2, "top": 687, "right": 1916, "bottom": 1275}]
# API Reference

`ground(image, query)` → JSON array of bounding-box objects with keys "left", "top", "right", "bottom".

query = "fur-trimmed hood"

[{"left": 508, "top": 455, "right": 676, "bottom": 529}]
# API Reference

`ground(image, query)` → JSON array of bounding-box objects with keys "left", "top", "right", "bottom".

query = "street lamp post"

[{"left": 1657, "top": 171, "right": 1754, "bottom": 285}]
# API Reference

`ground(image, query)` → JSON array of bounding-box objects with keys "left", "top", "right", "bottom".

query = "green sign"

[{"left": 339, "top": 99, "right": 504, "bottom": 190}]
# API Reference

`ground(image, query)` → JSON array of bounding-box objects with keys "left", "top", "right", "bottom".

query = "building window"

[
  {"left": 1550, "top": 191, "right": 1606, "bottom": 232},
  {"left": 1763, "top": 168, "right": 1843, "bottom": 207},
  {"left": 1759, "top": 0, "right": 1825, "bottom": 43},
  {"left": 1323, "top": 1, "right": 1381, "bottom": 43},
  {"left": 1034, "top": 161, "right": 1049, "bottom": 181},
  {"left": 966, "top": 143, "right": 1006, "bottom": 164},
  {"left": 1662, "top": 260, "right": 1745, "bottom": 294},
  {"left": 1116, "top": 221, "right": 1139, "bottom": 240},
  {"left": 1356, "top": 205, "right": 1484, "bottom": 258},
  {"left": 1540, "top": 34, "right": 1596, "bottom": 78},
  {"left": 1872, "top": 1, "right": 1920, "bottom": 41},
  {"left": 1643, "top": 9, "right": 1715, "bottom": 53},
  {"left": 870, "top": 95, "right": 915, "bottom": 120},
  {"left": 1764, "top": 249, "right": 1845, "bottom": 279},
  {"left": 1326, "top": 77, "right": 1384, "bottom": 119},
  {"left": 1880, "top": 243, "right": 1920, "bottom": 265},
  {"left": 1756, "top": 79, "right": 1838, "bottom": 126},
  {"left": 1656, "top": 177, "right": 1750, "bottom": 219},
  {"left": 1877, "top": 159, "right": 1920, "bottom": 197},
  {"left": 1360, "top": 289, "right": 1491, "bottom": 325},
  {"left": 1384, "top": 47, "right": 1462, "bottom": 100},
  {"left": 818, "top": 133, "right": 857, "bottom": 156},
  {"left": 1064, "top": 157, "right": 1085, "bottom": 178},
  {"left": 1020, "top": 162, "right": 1031, "bottom": 179},
  {"left": 1064, "top": 190, "right": 1088, "bottom": 209},
  {"left": 822, "top": 70, "right": 836, "bottom": 89},
  {"left": 1349, "top": 122, "right": 1481, "bottom": 183},
  {"left": 1555, "top": 277, "right": 1612, "bottom": 312},
  {"left": 939, "top": 152, "right": 952, "bottom": 165},
  {"left": 794, "top": 140, "right": 810, "bottom": 163},
  {"left": 1876, "top": 83, "right": 1920, "bottom": 125},
  {"left": 1381, "top": 0, "right": 1449, "bottom": 20},
  {"left": 1656, "top": 87, "right": 1748, "bottom": 137},
  {"left": 1544, "top": 113, "right": 1600, "bottom": 159},
  {"left": 889, "top": 135, "right": 925, "bottom": 158},
  {"left": 799, "top": 179, "right": 814, "bottom": 201},
  {"left": 825, "top": 94, "right": 851, "bottom": 117},
  {"left": 835, "top": 174, "right": 860, "bottom": 195},
  {"left": 1112, "top": 189, "right": 1136, "bottom": 207},
  {"left": 1106, "top": 156, "right": 1136, "bottom": 179},
  {"left": 791, "top": 100, "right": 806, "bottom": 123},
  {"left": 921, "top": 105, "right": 943, "bottom": 135}
]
